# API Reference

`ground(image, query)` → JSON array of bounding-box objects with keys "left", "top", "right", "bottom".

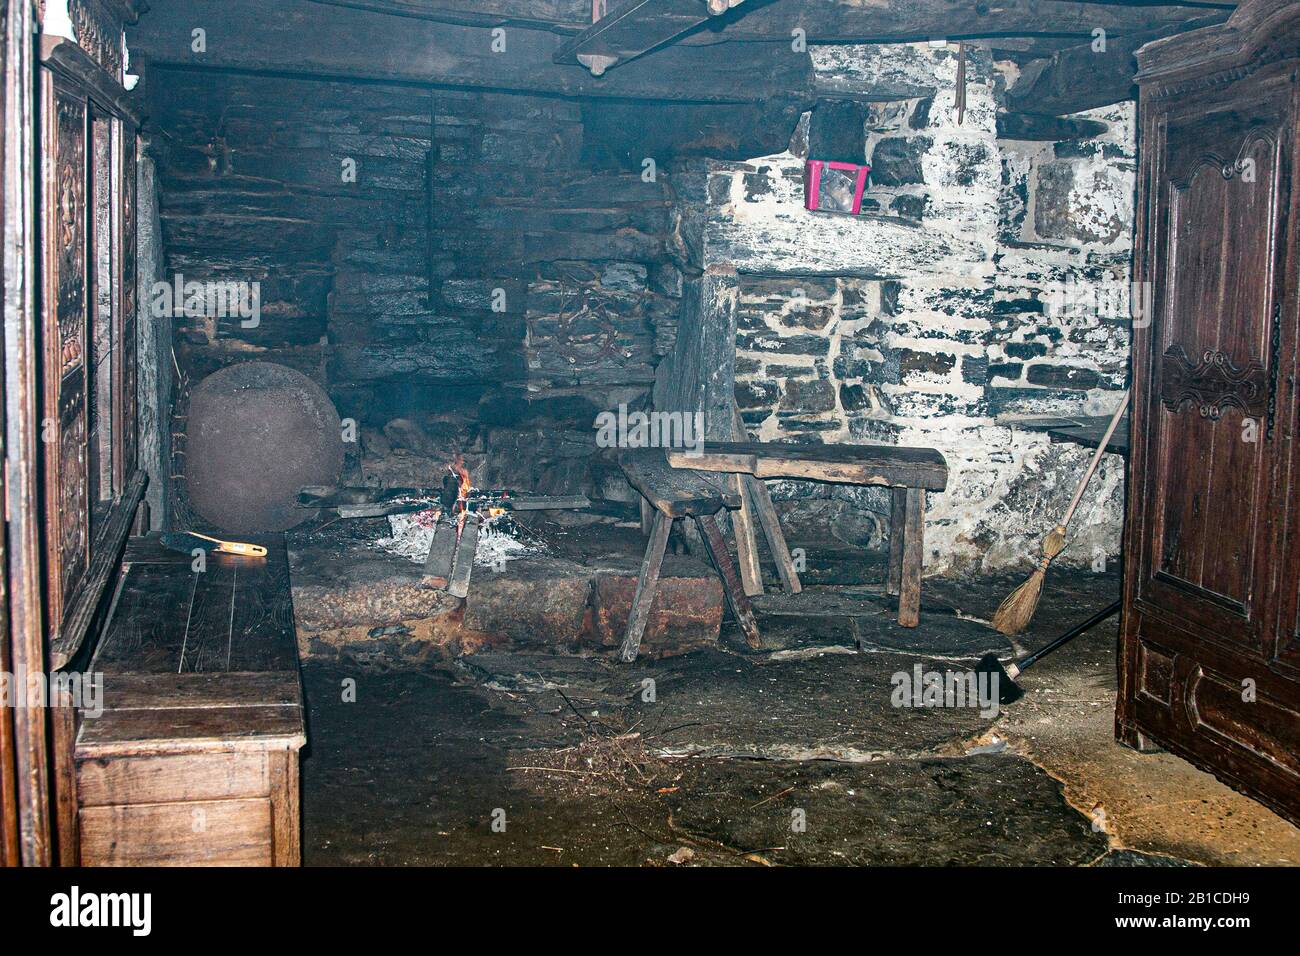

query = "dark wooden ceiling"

[{"left": 128, "top": 0, "right": 1236, "bottom": 117}]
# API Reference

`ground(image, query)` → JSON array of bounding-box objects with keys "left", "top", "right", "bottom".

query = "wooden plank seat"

[
  {"left": 73, "top": 533, "right": 305, "bottom": 866},
  {"left": 618, "top": 450, "right": 760, "bottom": 661},
  {"left": 667, "top": 441, "right": 949, "bottom": 490},
  {"left": 668, "top": 440, "right": 950, "bottom": 628}
]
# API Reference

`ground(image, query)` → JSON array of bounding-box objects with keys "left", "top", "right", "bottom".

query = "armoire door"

[{"left": 1120, "top": 52, "right": 1300, "bottom": 823}]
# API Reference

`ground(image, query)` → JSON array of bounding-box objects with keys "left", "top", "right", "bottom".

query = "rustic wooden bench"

[
  {"left": 618, "top": 450, "right": 761, "bottom": 661},
  {"left": 73, "top": 533, "right": 305, "bottom": 866},
  {"left": 667, "top": 440, "right": 949, "bottom": 627}
]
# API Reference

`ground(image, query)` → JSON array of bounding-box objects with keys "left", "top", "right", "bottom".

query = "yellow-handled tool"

[{"left": 161, "top": 531, "right": 268, "bottom": 558}]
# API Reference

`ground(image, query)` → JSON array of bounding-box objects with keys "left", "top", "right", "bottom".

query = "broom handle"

[{"left": 1058, "top": 390, "right": 1129, "bottom": 532}]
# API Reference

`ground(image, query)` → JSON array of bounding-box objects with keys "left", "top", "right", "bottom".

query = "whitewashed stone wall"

[{"left": 695, "top": 43, "right": 1132, "bottom": 574}]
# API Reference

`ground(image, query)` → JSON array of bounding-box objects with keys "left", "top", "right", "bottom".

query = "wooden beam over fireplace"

[
  {"left": 702, "top": 0, "right": 1234, "bottom": 43},
  {"left": 128, "top": 0, "right": 813, "bottom": 103},
  {"left": 305, "top": 0, "right": 1234, "bottom": 45}
]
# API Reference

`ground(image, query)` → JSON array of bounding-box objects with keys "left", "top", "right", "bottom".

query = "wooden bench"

[
  {"left": 73, "top": 533, "right": 305, "bottom": 866},
  {"left": 667, "top": 440, "right": 949, "bottom": 628},
  {"left": 618, "top": 450, "right": 761, "bottom": 661}
]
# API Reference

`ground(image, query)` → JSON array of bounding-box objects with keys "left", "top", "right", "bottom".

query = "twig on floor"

[
  {"left": 748, "top": 786, "right": 796, "bottom": 810},
  {"left": 665, "top": 811, "right": 778, "bottom": 865},
  {"left": 556, "top": 688, "right": 618, "bottom": 737},
  {"left": 507, "top": 766, "right": 606, "bottom": 775},
  {"left": 643, "top": 721, "right": 704, "bottom": 740}
]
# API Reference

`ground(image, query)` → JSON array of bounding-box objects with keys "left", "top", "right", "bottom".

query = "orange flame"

[{"left": 451, "top": 453, "right": 471, "bottom": 503}]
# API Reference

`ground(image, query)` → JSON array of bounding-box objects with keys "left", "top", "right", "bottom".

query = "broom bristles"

[
  {"left": 991, "top": 524, "right": 1069, "bottom": 635},
  {"left": 991, "top": 566, "right": 1046, "bottom": 635}
]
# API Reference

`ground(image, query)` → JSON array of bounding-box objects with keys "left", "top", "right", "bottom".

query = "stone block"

[
  {"left": 590, "top": 570, "right": 723, "bottom": 658},
  {"left": 1026, "top": 364, "right": 1100, "bottom": 390},
  {"left": 464, "top": 557, "right": 592, "bottom": 645},
  {"left": 780, "top": 378, "right": 836, "bottom": 413},
  {"left": 870, "top": 136, "right": 930, "bottom": 186}
]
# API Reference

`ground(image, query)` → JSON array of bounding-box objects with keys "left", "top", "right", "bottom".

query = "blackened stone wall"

[{"left": 147, "top": 70, "right": 680, "bottom": 505}]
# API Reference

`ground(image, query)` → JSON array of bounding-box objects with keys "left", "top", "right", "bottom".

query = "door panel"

[
  {"left": 42, "top": 75, "right": 93, "bottom": 643},
  {"left": 1139, "top": 83, "right": 1291, "bottom": 653}
]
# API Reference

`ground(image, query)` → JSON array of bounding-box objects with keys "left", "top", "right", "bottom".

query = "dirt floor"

[{"left": 298, "top": 553, "right": 1300, "bottom": 866}]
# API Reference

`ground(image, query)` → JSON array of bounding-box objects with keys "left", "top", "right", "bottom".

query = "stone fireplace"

[{"left": 139, "top": 41, "right": 1133, "bottom": 665}]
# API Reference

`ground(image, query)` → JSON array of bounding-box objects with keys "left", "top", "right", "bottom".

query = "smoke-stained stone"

[
  {"left": 988, "top": 361, "right": 1023, "bottom": 382},
  {"left": 840, "top": 382, "right": 870, "bottom": 410},
  {"left": 1026, "top": 364, "right": 1101, "bottom": 390},
  {"left": 737, "top": 331, "right": 831, "bottom": 356},
  {"left": 779, "top": 378, "right": 836, "bottom": 413},
  {"left": 1004, "top": 341, "right": 1048, "bottom": 359},
  {"left": 869, "top": 136, "right": 931, "bottom": 186}
]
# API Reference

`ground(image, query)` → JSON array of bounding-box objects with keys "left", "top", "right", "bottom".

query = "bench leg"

[
  {"left": 898, "top": 488, "right": 924, "bottom": 628},
  {"left": 620, "top": 509, "right": 672, "bottom": 662},
  {"left": 695, "top": 513, "right": 762, "bottom": 649},
  {"left": 639, "top": 495, "right": 654, "bottom": 537},
  {"left": 744, "top": 474, "right": 802, "bottom": 594},
  {"left": 731, "top": 476, "right": 764, "bottom": 597},
  {"left": 888, "top": 487, "right": 906, "bottom": 596}
]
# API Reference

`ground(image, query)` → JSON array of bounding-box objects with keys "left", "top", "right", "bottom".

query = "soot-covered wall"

[
  {"left": 688, "top": 44, "right": 1134, "bottom": 574},
  {"left": 146, "top": 68, "right": 681, "bottom": 511}
]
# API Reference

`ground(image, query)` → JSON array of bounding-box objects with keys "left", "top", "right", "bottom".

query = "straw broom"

[{"left": 991, "top": 390, "right": 1130, "bottom": 635}]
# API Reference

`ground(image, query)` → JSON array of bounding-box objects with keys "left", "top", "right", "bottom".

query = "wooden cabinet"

[
  {"left": 39, "top": 34, "right": 145, "bottom": 669},
  {"left": 74, "top": 535, "right": 305, "bottom": 866},
  {"left": 1119, "top": 0, "right": 1300, "bottom": 824}
]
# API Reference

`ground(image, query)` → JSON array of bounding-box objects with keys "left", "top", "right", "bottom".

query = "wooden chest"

[{"left": 74, "top": 535, "right": 305, "bottom": 866}]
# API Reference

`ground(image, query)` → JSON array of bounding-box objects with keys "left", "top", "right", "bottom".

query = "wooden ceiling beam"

[
  {"left": 710, "top": 0, "right": 1234, "bottom": 43},
  {"left": 1005, "top": 11, "right": 1227, "bottom": 114},
  {"left": 555, "top": 0, "right": 744, "bottom": 75},
  {"left": 300, "top": 0, "right": 1233, "bottom": 47},
  {"left": 127, "top": 0, "right": 813, "bottom": 103},
  {"left": 303, "top": 0, "right": 592, "bottom": 31}
]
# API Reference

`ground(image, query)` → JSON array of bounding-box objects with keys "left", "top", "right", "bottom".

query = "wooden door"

[{"left": 1119, "top": 14, "right": 1300, "bottom": 824}]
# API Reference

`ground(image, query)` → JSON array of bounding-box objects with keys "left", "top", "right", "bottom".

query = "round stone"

[{"left": 186, "top": 361, "right": 343, "bottom": 533}]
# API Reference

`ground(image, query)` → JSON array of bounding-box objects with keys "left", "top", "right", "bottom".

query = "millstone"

[{"left": 186, "top": 362, "right": 344, "bottom": 533}]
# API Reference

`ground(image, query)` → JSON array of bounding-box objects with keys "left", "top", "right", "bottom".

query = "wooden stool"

[
  {"left": 619, "top": 450, "right": 761, "bottom": 661},
  {"left": 668, "top": 441, "right": 948, "bottom": 628}
]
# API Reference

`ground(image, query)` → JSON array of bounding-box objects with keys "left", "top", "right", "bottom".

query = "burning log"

[
  {"left": 447, "top": 511, "right": 483, "bottom": 599},
  {"left": 490, "top": 494, "right": 589, "bottom": 511},
  {"left": 421, "top": 513, "right": 458, "bottom": 589},
  {"left": 314, "top": 451, "right": 590, "bottom": 596}
]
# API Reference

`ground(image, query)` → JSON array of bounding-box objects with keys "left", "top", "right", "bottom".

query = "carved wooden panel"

[
  {"left": 1159, "top": 345, "right": 1267, "bottom": 420},
  {"left": 45, "top": 80, "right": 92, "bottom": 632},
  {"left": 68, "top": 0, "right": 124, "bottom": 78},
  {"left": 40, "top": 36, "right": 142, "bottom": 648},
  {"left": 1148, "top": 120, "right": 1284, "bottom": 622},
  {"left": 54, "top": 91, "right": 86, "bottom": 377}
]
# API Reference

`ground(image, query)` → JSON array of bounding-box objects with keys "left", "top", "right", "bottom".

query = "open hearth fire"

[{"left": 310, "top": 453, "right": 591, "bottom": 598}]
